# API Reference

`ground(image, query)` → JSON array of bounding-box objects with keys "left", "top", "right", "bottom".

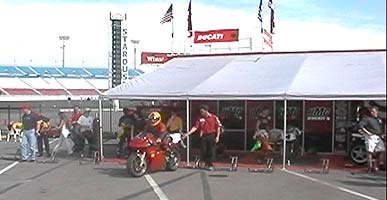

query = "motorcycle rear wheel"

[{"left": 127, "top": 153, "right": 147, "bottom": 177}]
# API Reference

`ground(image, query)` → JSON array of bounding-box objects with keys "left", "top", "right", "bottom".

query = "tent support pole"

[
  {"left": 332, "top": 101, "right": 336, "bottom": 153},
  {"left": 282, "top": 99, "right": 287, "bottom": 170},
  {"left": 244, "top": 100, "right": 247, "bottom": 151},
  {"left": 301, "top": 100, "right": 305, "bottom": 156},
  {"left": 273, "top": 100, "right": 276, "bottom": 128},
  {"left": 186, "top": 99, "right": 190, "bottom": 166},
  {"left": 99, "top": 98, "right": 104, "bottom": 160}
]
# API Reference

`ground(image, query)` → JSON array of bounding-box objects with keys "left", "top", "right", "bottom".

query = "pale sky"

[{"left": 0, "top": 0, "right": 385, "bottom": 68}]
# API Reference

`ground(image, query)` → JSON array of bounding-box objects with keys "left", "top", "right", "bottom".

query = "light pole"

[
  {"left": 59, "top": 35, "right": 70, "bottom": 68},
  {"left": 131, "top": 40, "right": 140, "bottom": 70},
  {"left": 204, "top": 44, "right": 212, "bottom": 54}
]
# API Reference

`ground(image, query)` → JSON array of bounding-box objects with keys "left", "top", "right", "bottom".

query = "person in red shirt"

[
  {"left": 71, "top": 105, "right": 82, "bottom": 125},
  {"left": 184, "top": 104, "right": 222, "bottom": 171},
  {"left": 70, "top": 105, "right": 82, "bottom": 152}
]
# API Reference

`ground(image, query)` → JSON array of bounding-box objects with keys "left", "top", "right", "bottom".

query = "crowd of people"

[
  {"left": 7, "top": 102, "right": 384, "bottom": 172},
  {"left": 8, "top": 104, "right": 98, "bottom": 162}
]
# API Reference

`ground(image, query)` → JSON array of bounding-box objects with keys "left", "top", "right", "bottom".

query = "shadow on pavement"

[
  {"left": 94, "top": 167, "right": 129, "bottom": 179},
  {"left": 338, "top": 180, "right": 386, "bottom": 187},
  {"left": 116, "top": 171, "right": 199, "bottom": 200},
  {"left": 350, "top": 174, "right": 387, "bottom": 182}
]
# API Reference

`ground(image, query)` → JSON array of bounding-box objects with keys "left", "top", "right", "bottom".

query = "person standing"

[
  {"left": 116, "top": 108, "right": 138, "bottom": 157},
  {"left": 359, "top": 106, "right": 385, "bottom": 171},
  {"left": 77, "top": 108, "right": 94, "bottom": 155},
  {"left": 53, "top": 112, "right": 74, "bottom": 156},
  {"left": 37, "top": 116, "right": 51, "bottom": 157},
  {"left": 20, "top": 104, "right": 39, "bottom": 162},
  {"left": 184, "top": 105, "right": 222, "bottom": 171},
  {"left": 166, "top": 111, "right": 183, "bottom": 133},
  {"left": 70, "top": 105, "right": 82, "bottom": 152}
]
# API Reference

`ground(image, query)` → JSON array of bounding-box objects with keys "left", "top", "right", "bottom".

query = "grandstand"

[
  {"left": 0, "top": 65, "right": 146, "bottom": 135},
  {"left": 0, "top": 65, "right": 144, "bottom": 99}
]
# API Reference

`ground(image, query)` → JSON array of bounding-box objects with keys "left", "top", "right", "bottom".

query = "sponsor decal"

[
  {"left": 141, "top": 52, "right": 172, "bottom": 64},
  {"left": 194, "top": 29, "right": 239, "bottom": 44},
  {"left": 307, "top": 107, "right": 331, "bottom": 121},
  {"left": 277, "top": 106, "right": 298, "bottom": 120},
  {"left": 220, "top": 106, "right": 243, "bottom": 119}
]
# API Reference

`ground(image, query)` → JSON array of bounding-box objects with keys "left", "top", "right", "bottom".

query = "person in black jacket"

[{"left": 116, "top": 108, "right": 139, "bottom": 157}]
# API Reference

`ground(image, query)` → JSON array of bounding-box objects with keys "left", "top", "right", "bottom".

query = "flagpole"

[
  {"left": 191, "top": 37, "right": 194, "bottom": 55},
  {"left": 260, "top": 20, "right": 264, "bottom": 51},
  {"left": 171, "top": 17, "right": 175, "bottom": 54},
  {"left": 183, "top": 39, "right": 186, "bottom": 55},
  {"left": 269, "top": 0, "right": 275, "bottom": 52}
]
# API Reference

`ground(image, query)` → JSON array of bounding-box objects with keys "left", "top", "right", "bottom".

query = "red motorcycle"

[{"left": 126, "top": 132, "right": 185, "bottom": 177}]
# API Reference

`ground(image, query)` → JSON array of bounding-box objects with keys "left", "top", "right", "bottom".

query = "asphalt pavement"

[{"left": 0, "top": 140, "right": 385, "bottom": 200}]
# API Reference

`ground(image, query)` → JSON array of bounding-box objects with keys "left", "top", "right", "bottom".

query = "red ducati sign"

[
  {"left": 194, "top": 29, "right": 239, "bottom": 44},
  {"left": 141, "top": 52, "right": 172, "bottom": 64}
]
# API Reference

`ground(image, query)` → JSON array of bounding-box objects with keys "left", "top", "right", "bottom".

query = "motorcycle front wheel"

[{"left": 127, "top": 153, "right": 147, "bottom": 177}]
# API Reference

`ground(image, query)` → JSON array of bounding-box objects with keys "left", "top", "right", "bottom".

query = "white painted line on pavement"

[
  {"left": 0, "top": 138, "right": 60, "bottom": 175},
  {"left": 283, "top": 169, "right": 381, "bottom": 200},
  {"left": 144, "top": 174, "right": 170, "bottom": 200},
  {"left": 0, "top": 161, "right": 19, "bottom": 175}
]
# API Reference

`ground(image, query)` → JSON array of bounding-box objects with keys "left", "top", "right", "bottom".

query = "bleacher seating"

[
  {"left": 58, "top": 68, "right": 91, "bottom": 77},
  {"left": 83, "top": 68, "right": 108, "bottom": 78},
  {"left": 16, "top": 66, "right": 39, "bottom": 77},
  {"left": 32, "top": 67, "right": 64, "bottom": 77},
  {"left": 0, "top": 65, "right": 144, "bottom": 97},
  {"left": 0, "top": 66, "right": 24, "bottom": 76}
]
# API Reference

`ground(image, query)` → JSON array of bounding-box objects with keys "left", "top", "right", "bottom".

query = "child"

[{"left": 251, "top": 120, "right": 272, "bottom": 152}]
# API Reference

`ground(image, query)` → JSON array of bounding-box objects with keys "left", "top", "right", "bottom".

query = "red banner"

[
  {"left": 141, "top": 52, "right": 172, "bottom": 64},
  {"left": 194, "top": 29, "right": 239, "bottom": 44}
]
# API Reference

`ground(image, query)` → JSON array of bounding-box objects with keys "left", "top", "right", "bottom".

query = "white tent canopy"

[
  {"left": 104, "top": 50, "right": 386, "bottom": 100},
  {"left": 101, "top": 50, "right": 386, "bottom": 168}
]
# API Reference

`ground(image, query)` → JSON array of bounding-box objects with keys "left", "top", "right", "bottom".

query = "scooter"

[
  {"left": 283, "top": 127, "right": 302, "bottom": 161},
  {"left": 349, "top": 131, "right": 386, "bottom": 165},
  {"left": 349, "top": 131, "right": 367, "bottom": 164},
  {"left": 268, "top": 126, "right": 302, "bottom": 161},
  {"left": 126, "top": 132, "right": 185, "bottom": 177},
  {"left": 348, "top": 106, "right": 386, "bottom": 165}
]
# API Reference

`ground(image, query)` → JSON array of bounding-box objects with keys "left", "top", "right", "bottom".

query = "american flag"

[
  {"left": 187, "top": 0, "right": 193, "bottom": 38},
  {"left": 257, "top": 0, "right": 263, "bottom": 23},
  {"left": 160, "top": 4, "right": 173, "bottom": 24},
  {"left": 262, "top": 28, "right": 273, "bottom": 48},
  {"left": 268, "top": 0, "right": 275, "bottom": 34},
  {"left": 263, "top": 28, "right": 272, "bottom": 40},
  {"left": 263, "top": 37, "right": 272, "bottom": 48}
]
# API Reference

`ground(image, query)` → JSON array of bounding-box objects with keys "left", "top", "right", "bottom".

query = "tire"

[
  {"left": 127, "top": 153, "right": 147, "bottom": 177},
  {"left": 285, "top": 141, "right": 300, "bottom": 161},
  {"left": 165, "top": 148, "right": 180, "bottom": 171},
  {"left": 350, "top": 144, "right": 367, "bottom": 164}
]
